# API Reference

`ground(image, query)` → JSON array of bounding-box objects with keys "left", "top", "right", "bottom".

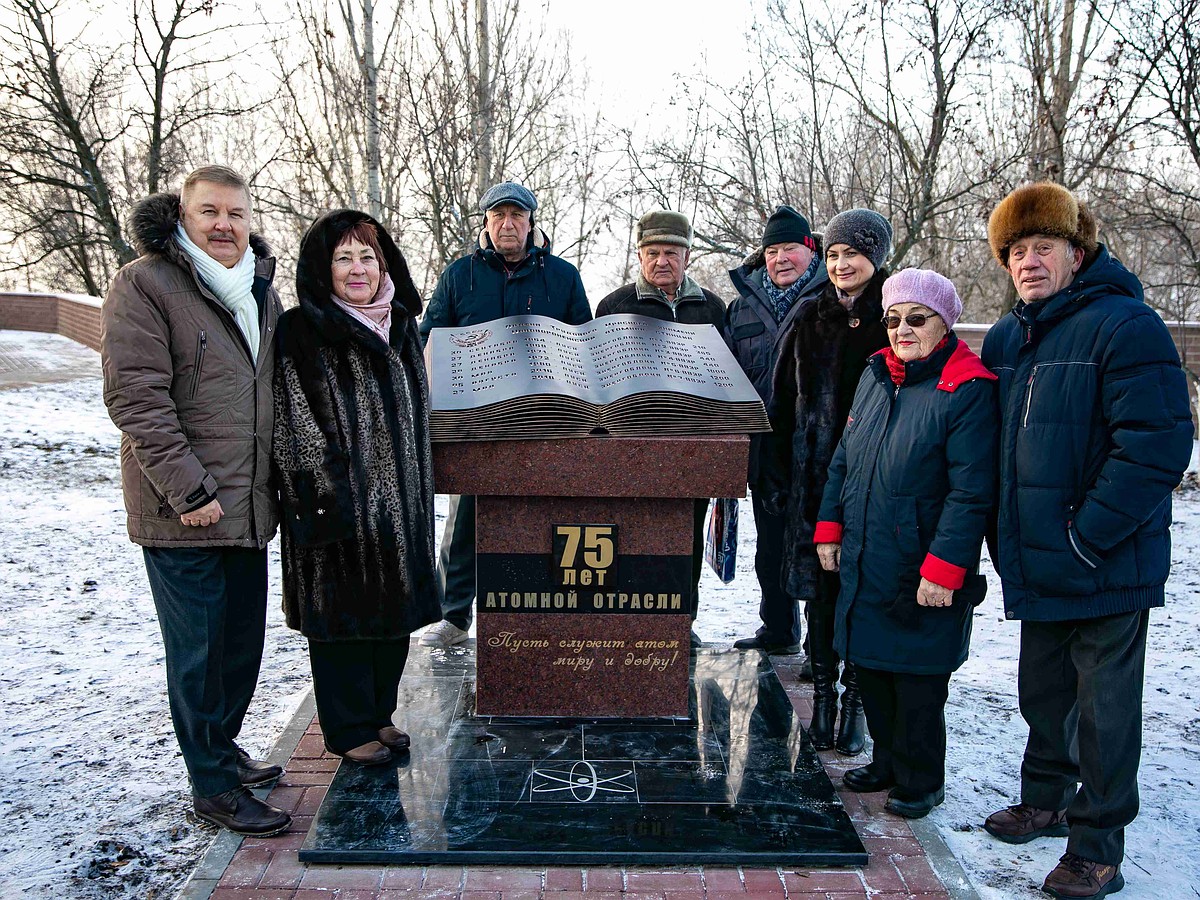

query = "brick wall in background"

[{"left": 0, "top": 293, "right": 103, "bottom": 351}]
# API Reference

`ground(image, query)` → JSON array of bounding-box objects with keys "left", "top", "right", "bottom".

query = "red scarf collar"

[{"left": 882, "top": 334, "right": 950, "bottom": 386}]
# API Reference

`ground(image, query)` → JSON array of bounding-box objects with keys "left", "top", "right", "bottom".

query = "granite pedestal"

[
  {"left": 300, "top": 645, "right": 868, "bottom": 866},
  {"left": 434, "top": 436, "right": 749, "bottom": 718}
]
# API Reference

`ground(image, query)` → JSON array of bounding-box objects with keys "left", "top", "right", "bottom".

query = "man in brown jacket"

[{"left": 101, "top": 165, "right": 290, "bottom": 837}]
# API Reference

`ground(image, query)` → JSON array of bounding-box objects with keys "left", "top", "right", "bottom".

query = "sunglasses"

[{"left": 882, "top": 312, "right": 940, "bottom": 329}]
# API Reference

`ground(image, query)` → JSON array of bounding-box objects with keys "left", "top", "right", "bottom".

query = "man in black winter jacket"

[
  {"left": 596, "top": 211, "right": 726, "bottom": 644},
  {"left": 725, "top": 206, "right": 829, "bottom": 655},
  {"left": 418, "top": 181, "right": 592, "bottom": 650},
  {"left": 980, "top": 182, "right": 1193, "bottom": 900}
]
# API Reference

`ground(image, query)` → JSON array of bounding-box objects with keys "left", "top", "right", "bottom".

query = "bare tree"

[
  {"left": 265, "top": 0, "right": 599, "bottom": 294},
  {"left": 621, "top": 0, "right": 1010, "bottom": 288},
  {"left": 1003, "top": 0, "right": 1152, "bottom": 187},
  {"left": 0, "top": 0, "right": 265, "bottom": 292},
  {"left": 787, "top": 0, "right": 1009, "bottom": 266}
]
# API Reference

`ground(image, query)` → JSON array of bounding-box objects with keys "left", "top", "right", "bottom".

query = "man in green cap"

[{"left": 596, "top": 210, "right": 726, "bottom": 645}]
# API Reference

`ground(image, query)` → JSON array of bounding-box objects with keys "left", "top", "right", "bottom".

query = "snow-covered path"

[{"left": 0, "top": 333, "right": 1195, "bottom": 898}]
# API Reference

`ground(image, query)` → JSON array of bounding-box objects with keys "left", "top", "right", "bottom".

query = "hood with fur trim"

[
  {"left": 987, "top": 182, "right": 1098, "bottom": 264},
  {"left": 295, "top": 209, "right": 423, "bottom": 337},
  {"left": 131, "top": 192, "right": 273, "bottom": 260}
]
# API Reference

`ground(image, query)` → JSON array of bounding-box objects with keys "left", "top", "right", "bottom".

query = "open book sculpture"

[{"left": 427, "top": 314, "right": 770, "bottom": 441}]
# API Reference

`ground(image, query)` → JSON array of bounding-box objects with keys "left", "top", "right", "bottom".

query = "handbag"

[{"left": 704, "top": 497, "right": 739, "bottom": 583}]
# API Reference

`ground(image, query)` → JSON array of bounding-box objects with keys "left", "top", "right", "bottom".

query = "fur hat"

[
  {"left": 761, "top": 205, "right": 816, "bottom": 251},
  {"left": 637, "top": 210, "right": 692, "bottom": 249},
  {"left": 882, "top": 268, "right": 962, "bottom": 329},
  {"left": 823, "top": 208, "right": 893, "bottom": 271},
  {"left": 987, "top": 182, "right": 1098, "bottom": 264}
]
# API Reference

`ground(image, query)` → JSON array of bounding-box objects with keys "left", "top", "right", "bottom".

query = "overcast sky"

[{"left": 541, "top": 0, "right": 759, "bottom": 118}]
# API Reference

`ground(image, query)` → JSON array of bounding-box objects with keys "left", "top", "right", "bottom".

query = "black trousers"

[
  {"left": 806, "top": 568, "right": 853, "bottom": 683},
  {"left": 750, "top": 492, "right": 802, "bottom": 644},
  {"left": 309, "top": 638, "right": 410, "bottom": 754},
  {"left": 856, "top": 666, "right": 951, "bottom": 795},
  {"left": 1018, "top": 610, "right": 1149, "bottom": 865},
  {"left": 142, "top": 546, "right": 268, "bottom": 797},
  {"left": 437, "top": 494, "right": 476, "bottom": 630}
]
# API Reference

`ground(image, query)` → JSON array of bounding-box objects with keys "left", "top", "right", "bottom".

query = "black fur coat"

[
  {"left": 273, "top": 209, "right": 440, "bottom": 640},
  {"left": 765, "top": 269, "right": 890, "bottom": 601}
]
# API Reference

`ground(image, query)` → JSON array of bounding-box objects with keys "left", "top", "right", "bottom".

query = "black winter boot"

[
  {"left": 808, "top": 659, "right": 838, "bottom": 749},
  {"left": 835, "top": 662, "right": 867, "bottom": 755},
  {"left": 806, "top": 595, "right": 837, "bottom": 749}
]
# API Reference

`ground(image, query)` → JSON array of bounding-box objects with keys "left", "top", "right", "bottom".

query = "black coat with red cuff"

[{"left": 814, "top": 333, "right": 998, "bottom": 674}]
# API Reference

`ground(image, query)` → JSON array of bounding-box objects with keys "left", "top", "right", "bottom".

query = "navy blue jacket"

[
  {"left": 725, "top": 254, "right": 829, "bottom": 484},
  {"left": 816, "top": 336, "right": 998, "bottom": 674},
  {"left": 418, "top": 228, "right": 591, "bottom": 341},
  {"left": 981, "top": 246, "right": 1193, "bottom": 622}
]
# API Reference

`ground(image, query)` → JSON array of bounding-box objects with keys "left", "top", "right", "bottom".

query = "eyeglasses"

[{"left": 882, "top": 312, "right": 940, "bottom": 329}]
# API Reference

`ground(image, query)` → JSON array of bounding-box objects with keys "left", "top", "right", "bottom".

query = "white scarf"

[{"left": 175, "top": 222, "right": 261, "bottom": 363}]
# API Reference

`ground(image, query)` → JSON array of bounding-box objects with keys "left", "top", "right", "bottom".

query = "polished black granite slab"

[{"left": 299, "top": 646, "right": 867, "bottom": 866}]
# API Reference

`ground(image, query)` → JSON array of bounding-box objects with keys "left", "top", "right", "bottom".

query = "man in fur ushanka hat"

[{"left": 980, "top": 182, "right": 1192, "bottom": 900}]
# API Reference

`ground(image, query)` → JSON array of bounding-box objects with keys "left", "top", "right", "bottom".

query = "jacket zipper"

[
  {"left": 1022, "top": 365, "right": 1037, "bottom": 427},
  {"left": 190, "top": 330, "right": 207, "bottom": 399}
]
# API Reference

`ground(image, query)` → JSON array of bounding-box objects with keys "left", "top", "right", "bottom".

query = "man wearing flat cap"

[
  {"left": 596, "top": 211, "right": 725, "bottom": 323},
  {"left": 724, "top": 205, "right": 829, "bottom": 657},
  {"left": 418, "top": 180, "right": 592, "bottom": 650},
  {"left": 980, "top": 182, "right": 1192, "bottom": 899},
  {"left": 596, "top": 210, "right": 727, "bottom": 643}
]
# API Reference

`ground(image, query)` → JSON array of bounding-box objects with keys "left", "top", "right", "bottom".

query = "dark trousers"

[
  {"left": 142, "top": 546, "right": 268, "bottom": 797},
  {"left": 750, "top": 492, "right": 802, "bottom": 644},
  {"left": 806, "top": 568, "right": 852, "bottom": 681},
  {"left": 1018, "top": 610, "right": 1149, "bottom": 865},
  {"left": 856, "top": 666, "right": 951, "bottom": 795},
  {"left": 437, "top": 494, "right": 476, "bottom": 629},
  {"left": 309, "top": 638, "right": 410, "bottom": 754},
  {"left": 690, "top": 498, "right": 708, "bottom": 621}
]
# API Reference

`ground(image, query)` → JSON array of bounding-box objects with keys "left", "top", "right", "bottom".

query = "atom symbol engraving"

[
  {"left": 531, "top": 760, "right": 635, "bottom": 802},
  {"left": 449, "top": 328, "right": 492, "bottom": 347}
]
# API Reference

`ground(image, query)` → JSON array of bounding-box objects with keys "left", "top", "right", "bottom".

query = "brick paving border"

[{"left": 178, "top": 653, "right": 981, "bottom": 900}]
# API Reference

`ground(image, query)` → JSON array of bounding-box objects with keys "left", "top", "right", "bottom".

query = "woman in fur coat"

[
  {"left": 763, "top": 208, "right": 893, "bottom": 756},
  {"left": 274, "top": 210, "right": 440, "bottom": 765}
]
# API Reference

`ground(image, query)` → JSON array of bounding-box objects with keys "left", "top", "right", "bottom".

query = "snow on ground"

[
  {"left": 940, "top": 502, "right": 1200, "bottom": 899},
  {"left": 0, "top": 332, "right": 1196, "bottom": 899}
]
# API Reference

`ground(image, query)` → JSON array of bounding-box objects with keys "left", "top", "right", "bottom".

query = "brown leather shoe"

[
  {"left": 194, "top": 787, "right": 291, "bottom": 837},
  {"left": 1042, "top": 852, "right": 1124, "bottom": 899},
  {"left": 234, "top": 744, "right": 283, "bottom": 787},
  {"left": 378, "top": 726, "right": 411, "bottom": 752},
  {"left": 984, "top": 802, "right": 1069, "bottom": 844},
  {"left": 341, "top": 740, "right": 392, "bottom": 765}
]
